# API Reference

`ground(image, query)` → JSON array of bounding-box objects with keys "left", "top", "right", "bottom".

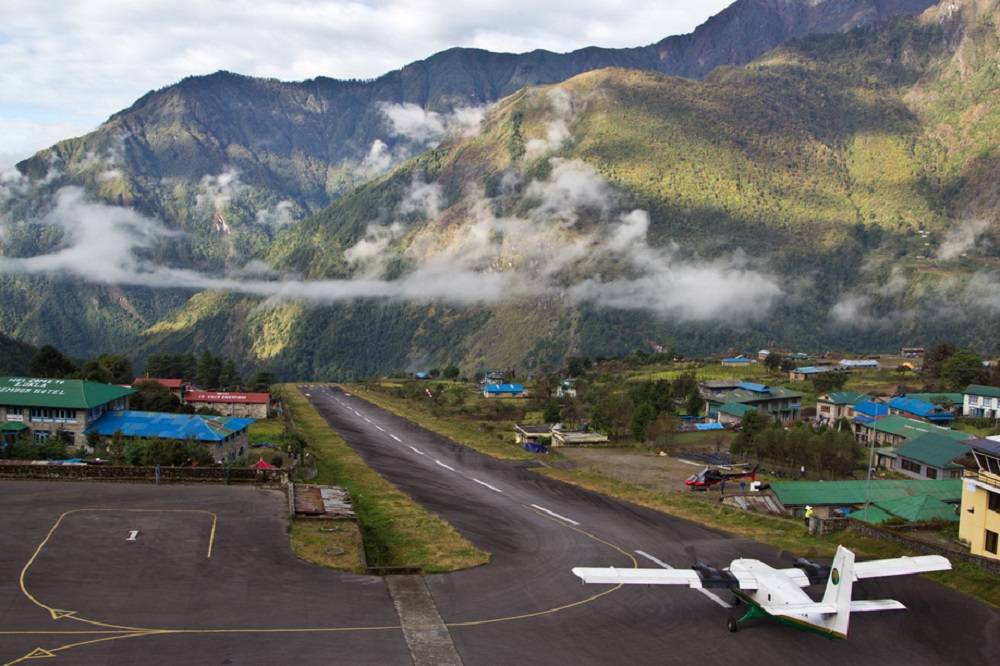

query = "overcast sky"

[{"left": 0, "top": 0, "right": 733, "bottom": 165}]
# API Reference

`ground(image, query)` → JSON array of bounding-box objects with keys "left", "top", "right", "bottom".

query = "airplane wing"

[
  {"left": 850, "top": 600, "right": 906, "bottom": 612},
  {"left": 853, "top": 555, "right": 951, "bottom": 580},
  {"left": 572, "top": 567, "right": 755, "bottom": 589},
  {"left": 572, "top": 567, "right": 704, "bottom": 587},
  {"left": 762, "top": 602, "right": 838, "bottom": 616}
]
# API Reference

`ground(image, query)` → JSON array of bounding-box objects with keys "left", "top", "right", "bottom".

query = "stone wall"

[{"left": 0, "top": 463, "right": 284, "bottom": 484}]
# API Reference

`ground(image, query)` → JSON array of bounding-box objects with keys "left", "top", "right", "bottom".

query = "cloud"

[
  {"left": 360, "top": 139, "right": 394, "bottom": 176},
  {"left": 196, "top": 167, "right": 246, "bottom": 213},
  {"left": 378, "top": 102, "right": 489, "bottom": 146},
  {"left": 255, "top": 200, "right": 296, "bottom": 228},
  {"left": 525, "top": 88, "right": 575, "bottom": 159},
  {"left": 937, "top": 219, "right": 993, "bottom": 260},
  {"left": 0, "top": 160, "right": 783, "bottom": 320}
]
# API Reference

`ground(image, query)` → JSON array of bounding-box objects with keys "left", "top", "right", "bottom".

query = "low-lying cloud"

[
  {"left": 378, "top": 102, "right": 488, "bottom": 146},
  {"left": 937, "top": 219, "right": 993, "bottom": 260}
]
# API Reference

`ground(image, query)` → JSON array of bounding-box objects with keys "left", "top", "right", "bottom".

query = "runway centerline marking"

[
  {"left": 435, "top": 460, "right": 456, "bottom": 471},
  {"left": 528, "top": 504, "right": 579, "bottom": 526},
  {"left": 390, "top": 434, "right": 402, "bottom": 442},
  {"left": 634, "top": 550, "right": 731, "bottom": 609},
  {"left": 409, "top": 446, "right": 426, "bottom": 456},
  {"left": 472, "top": 479, "right": 503, "bottom": 494},
  {"left": 374, "top": 425, "right": 385, "bottom": 432}
]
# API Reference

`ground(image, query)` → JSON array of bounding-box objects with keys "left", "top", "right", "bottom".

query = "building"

[
  {"left": 133, "top": 377, "right": 186, "bottom": 400},
  {"left": 720, "top": 356, "right": 755, "bottom": 367},
  {"left": 888, "top": 396, "right": 955, "bottom": 425},
  {"left": 768, "top": 478, "right": 961, "bottom": 519},
  {"left": 85, "top": 410, "right": 253, "bottom": 463},
  {"left": 555, "top": 380, "right": 577, "bottom": 399},
  {"left": 551, "top": 429, "right": 609, "bottom": 447},
  {"left": 850, "top": 401, "right": 890, "bottom": 441},
  {"left": 901, "top": 347, "right": 925, "bottom": 359},
  {"left": 815, "top": 391, "right": 868, "bottom": 424},
  {"left": 183, "top": 390, "right": 270, "bottom": 418},
  {"left": 904, "top": 393, "right": 964, "bottom": 415},
  {"left": 893, "top": 432, "right": 970, "bottom": 480},
  {"left": 702, "top": 381, "right": 803, "bottom": 423},
  {"left": 852, "top": 494, "right": 958, "bottom": 525},
  {"left": 482, "top": 384, "right": 525, "bottom": 398},
  {"left": 963, "top": 384, "right": 1000, "bottom": 420},
  {"left": 789, "top": 366, "right": 836, "bottom": 382},
  {"left": 716, "top": 402, "right": 756, "bottom": 426},
  {"left": 854, "top": 414, "right": 970, "bottom": 447},
  {"left": 0, "top": 377, "right": 133, "bottom": 448},
  {"left": 959, "top": 438, "right": 1000, "bottom": 559},
  {"left": 514, "top": 423, "right": 553, "bottom": 445},
  {"left": 838, "top": 359, "right": 879, "bottom": 370}
]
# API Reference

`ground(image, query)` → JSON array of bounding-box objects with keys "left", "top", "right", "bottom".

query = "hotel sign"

[{"left": 0, "top": 378, "right": 68, "bottom": 397}]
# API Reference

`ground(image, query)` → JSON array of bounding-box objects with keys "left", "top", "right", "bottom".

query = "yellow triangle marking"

[
  {"left": 24, "top": 647, "right": 56, "bottom": 659},
  {"left": 48, "top": 609, "right": 76, "bottom": 620}
]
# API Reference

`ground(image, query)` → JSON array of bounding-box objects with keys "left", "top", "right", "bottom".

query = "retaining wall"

[{"left": 0, "top": 463, "right": 285, "bottom": 484}]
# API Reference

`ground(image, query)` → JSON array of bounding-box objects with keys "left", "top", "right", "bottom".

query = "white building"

[{"left": 964, "top": 384, "right": 1000, "bottom": 420}]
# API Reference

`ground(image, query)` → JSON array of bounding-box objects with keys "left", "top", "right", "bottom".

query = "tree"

[
  {"left": 764, "top": 353, "right": 783, "bottom": 373},
  {"left": 812, "top": 371, "right": 848, "bottom": 394},
  {"left": 542, "top": 401, "right": 563, "bottom": 424},
  {"left": 75, "top": 359, "right": 111, "bottom": 383},
  {"left": 248, "top": 371, "right": 275, "bottom": 392},
  {"left": 96, "top": 355, "right": 134, "bottom": 384},
  {"left": 671, "top": 372, "right": 698, "bottom": 400},
  {"left": 196, "top": 351, "right": 222, "bottom": 389},
  {"left": 29, "top": 345, "right": 77, "bottom": 378},
  {"left": 940, "top": 350, "right": 988, "bottom": 390},
  {"left": 592, "top": 393, "right": 634, "bottom": 440},
  {"left": 130, "top": 381, "right": 192, "bottom": 413},
  {"left": 924, "top": 343, "right": 957, "bottom": 377},
  {"left": 566, "top": 357, "right": 591, "bottom": 377},
  {"left": 685, "top": 391, "right": 705, "bottom": 418},
  {"left": 218, "top": 360, "right": 242, "bottom": 390},
  {"left": 647, "top": 412, "right": 680, "bottom": 450},
  {"left": 631, "top": 402, "right": 657, "bottom": 441}
]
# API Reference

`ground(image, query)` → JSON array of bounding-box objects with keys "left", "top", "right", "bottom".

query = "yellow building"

[{"left": 959, "top": 438, "right": 1000, "bottom": 559}]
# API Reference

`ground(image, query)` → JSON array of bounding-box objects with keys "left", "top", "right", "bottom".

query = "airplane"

[
  {"left": 572, "top": 545, "right": 951, "bottom": 638},
  {"left": 684, "top": 464, "right": 757, "bottom": 490}
]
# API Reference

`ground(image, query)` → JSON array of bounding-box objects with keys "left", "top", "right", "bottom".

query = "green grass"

[
  {"left": 346, "top": 383, "right": 537, "bottom": 461},
  {"left": 290, "top": 520, "right": 366, "bottom": 573},
  {"left": 278, "top": 384, "right": 489, "bottom": 572}
]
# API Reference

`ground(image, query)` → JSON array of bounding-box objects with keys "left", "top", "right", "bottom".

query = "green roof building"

[
  {"left": 861, "top": 414, "right": 971, "bottom": 447},
  {"left": 963, "top": 384, "right": 1000, "bottom": 420},
  {"left": 769, "top": 478, "right": 961, "bottom": 519},
  {"left": 0, "top": 377, "right": 134, "bottom": 449},
  {"left": 893, "top": 433, "right": 970, "bottom": 480},
  {"left": 816, "top": 391, "right": 869, "bottom": 424},
  {"left": 703, "top": 382, "right": 803, "bottom": 423}
]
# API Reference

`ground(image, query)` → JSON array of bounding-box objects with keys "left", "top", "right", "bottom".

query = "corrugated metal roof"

[
  {"left": 721, "top": 357, "right": 754, "bottom": 363},
  {"left": 184, "top": 390, "right": 269, "bottom": 404},
  {"left": 888, "top": 397, "right": 954, "bottom": 421},
  {"left": 895, "top": 433, "right": 969, "bottom": 469},
  {"left": 852, "top": 505, "right": 895, "bottom": 524},
  {"left": 871, "top": 415, "right": 968, "bottom": 440},
  {"left": 966, "top": 384, "right": 1000, "bottom": 399},
  {"left": 821, "top": 391, "right": 868, "bottom": 405},
  {"left": 876, "top": 494, "right": 958, "bottom": 523},
  {"left": 905, "top": 393, "right": 963, "bottom": 407},
  {"left": 85, "top": 411, "right": 254, "bottom": 442},
  {"left": 0, "top": 422, "right": 28, "bottom": 432},
  {"left": 695, "top": 422, "right": 725, "bottom": 431},
  {"left": 793, "top": 366, "right": 830, "bottom": 374},
  {"left": 719, "top": 402, "right": 756, "bottom": 417},
  {"left": 0, "top": 377, "right": 134, "bottom": 409},
  {"left": 770, "top": 479, "right": 961, "bottom": 507},
  {"left": 484, "top": 384, "right": 524, "bottom": 393},
  {"left": 134, "top": 378, "right": 184, "bottom": 389},
  {"left": 854, "top": 401, "right": 889, "bottom": 418}
]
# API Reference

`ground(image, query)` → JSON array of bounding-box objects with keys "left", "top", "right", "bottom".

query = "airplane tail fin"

[{"left": 819, "top": 545, "right": 855, "bottom": 638}]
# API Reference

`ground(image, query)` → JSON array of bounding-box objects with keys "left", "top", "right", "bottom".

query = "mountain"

[
  {"left": 137, "top": 0, "right": 1000, "bottom": 378},
  {"left": 1, "top": 0, "right": 988, "bottom": 377},
  {"left": 0, "top": 331, "right": 35, "bottom": 375}
]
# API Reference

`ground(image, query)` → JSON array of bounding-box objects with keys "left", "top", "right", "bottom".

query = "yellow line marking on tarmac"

[{"left": 9, "top": 494, "right": 638, "bottom": 662}]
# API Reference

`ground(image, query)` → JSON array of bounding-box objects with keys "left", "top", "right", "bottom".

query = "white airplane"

[{"left": 572, "top": 545, "right": 950, "bottom": 638}]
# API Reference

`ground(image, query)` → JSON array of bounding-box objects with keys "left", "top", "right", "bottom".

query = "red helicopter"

[{"left": 685, "top": 464, "right": 757, "bottom": 490}]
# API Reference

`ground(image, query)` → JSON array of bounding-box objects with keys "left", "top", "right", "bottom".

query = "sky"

[{"left": 0, "top": 0, "right": 733, "bottom": 166}]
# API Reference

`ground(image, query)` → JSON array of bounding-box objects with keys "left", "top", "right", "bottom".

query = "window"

[
  {"left": 900, "top": 459, "right": 921, "bottom": 474},
  {"left": 925, "top": 467, "right": 937, "bottom": 479},
  {"left": 988, "top": 492, "right": 1000, "bottom": 514},
  {"left": 986, "top": 530, "right": 999, "bottom": 555}
]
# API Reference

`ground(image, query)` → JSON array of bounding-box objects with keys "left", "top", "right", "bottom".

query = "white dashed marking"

[
  {"left": 472, "top": 479, "right": 503, "bottom": 494},
  {"left": 529, "top": 504, "right": 579, "bottom": 526},
  {"left": 435, "top": 460, "right": 456, "bottom": 472},
  {"left": 390, "top": 434, "right": 402, "bottom": 442},
  {"left": 634, "top": 550, "right": 732, "bottom": 609},
  {"left": 409, "top": 446, "right": 426, "bottom": 456},
  {"left": 375, "top": 425, "right": 385, "bottom": 432},
  {"left": 364, "top": 417, "right": 372, "bottom": 424}
]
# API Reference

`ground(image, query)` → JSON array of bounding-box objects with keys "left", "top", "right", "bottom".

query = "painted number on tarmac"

[{"left": 126, "top": 530, "right": 140, "bottom": 542}]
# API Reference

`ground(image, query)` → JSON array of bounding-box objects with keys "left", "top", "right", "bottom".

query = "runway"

[{"left": 0, "top": 384, "right": 995, "bottom": 664}]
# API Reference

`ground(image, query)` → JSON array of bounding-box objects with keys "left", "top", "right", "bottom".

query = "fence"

[{"left": 0, "top": 463, "right": 285, "bottom": 484}]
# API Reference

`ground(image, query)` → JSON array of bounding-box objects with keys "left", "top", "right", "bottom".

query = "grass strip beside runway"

[{"left": 279, "top": 385, "right": 489, "bottom": 573}]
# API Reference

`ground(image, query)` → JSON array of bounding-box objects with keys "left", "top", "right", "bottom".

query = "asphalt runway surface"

[{"left": 0, "top": 385, "right": 996, "bottom": 664}]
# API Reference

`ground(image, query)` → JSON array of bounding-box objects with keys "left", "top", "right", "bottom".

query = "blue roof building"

[
  {"left": 888, "top": 397, "right": 955, "bottom": 424},
  {"left": 854, "top": 401, "right": 890, "bottom": 419},
  {"left": 721, "top": 356, "right": 755, "bottom": 366},
  {"left": 483, "top": 384, "right": 525, "bottom": 398},
  {"left": 85, "top": 411, "right": 254, "bottom": 462}
]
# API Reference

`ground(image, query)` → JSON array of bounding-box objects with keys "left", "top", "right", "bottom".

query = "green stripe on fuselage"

[{"left": 733, "top": 591, "right": 846, "bottom": 640}]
